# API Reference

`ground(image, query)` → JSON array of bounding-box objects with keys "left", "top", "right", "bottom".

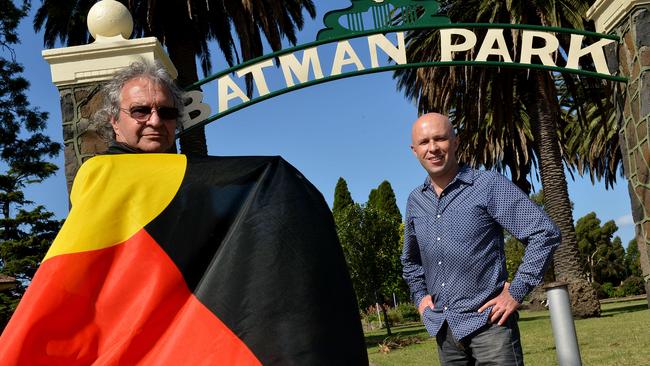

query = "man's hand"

[
  {"left": 477, "top": 282, "right": 519, "bottom": 326},
  {"left": 418, "top": 294, "right": 435, "bottom": 316}
]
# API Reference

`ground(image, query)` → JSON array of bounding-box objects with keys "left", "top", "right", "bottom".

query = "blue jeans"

[{"left": 435, "top": 313, "right": 524, "bottom": 366}]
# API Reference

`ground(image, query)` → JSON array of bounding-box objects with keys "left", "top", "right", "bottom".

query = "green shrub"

[
  {"left": 362, "top": 302, "right": 422, "bottom": 328},
  {"left": 601, "top": 282, "right": 616, "bottom": 298},
  {"left": 387, "top": 307, "right": 404, "bottom": 325},
  {"left": 601, "top": 282, "right": 632, "bottom": 298},
  {"left": 620, "top": 276, "right": 646, "bottom": 296},
  {"left": 613, "top": 286, "right": 626, "bottom": 298},
  {"left": 363, "top": 307, "right": 380, "bottom": 323},
  {"left": 396, "top": 303, "right": 420, "bottom": 323}
]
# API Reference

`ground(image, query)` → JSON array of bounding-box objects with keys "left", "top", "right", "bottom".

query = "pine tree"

[
  {"left": 598, "top": 237, "right": 626, "bottom": 286},
  {"left": 575, "top": 212, "right": 623, "bottom": 284},
  {"left": 624, "top": 239, "right": 642, "bottom": 277},
  {"left": 333, "top": 204, "right": 401, "bottom": 336},
  {"left": 367, "top": 180, "right": 402, "bottom": 222},
  {"left": 0, "top": 0, "right": 62, "bottom": 329},
  {"left": 366, "top": 180, "right": 405, "bottom": 306},
  {"left": 332, "top": 177, "right": 353, "bottom": 216}
]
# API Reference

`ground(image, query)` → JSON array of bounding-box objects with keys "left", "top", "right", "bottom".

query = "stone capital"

[
  {"left": 587, "top": 0, "right": 650, "bottom": 33},
  {"left": 42, "top": 37, "right": 177, "bottom": 87}
]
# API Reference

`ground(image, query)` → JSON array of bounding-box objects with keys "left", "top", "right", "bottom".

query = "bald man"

[{"left": 401, "top": 113, "right": 560, "bottom": 365}]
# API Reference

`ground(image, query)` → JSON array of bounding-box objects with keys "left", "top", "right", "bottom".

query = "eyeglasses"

[{"left": 119, "top": 106, "right": 179, "bottom": 123}]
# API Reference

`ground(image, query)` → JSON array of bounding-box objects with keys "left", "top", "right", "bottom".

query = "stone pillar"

[
  {"left": 588, "top": 0, "right": 650, "bottom": 305},
  {"left": 42, "top": 0, "right": 177, "bottom": 192}
]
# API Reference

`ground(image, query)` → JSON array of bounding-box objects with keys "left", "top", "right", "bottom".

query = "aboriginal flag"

[{"left": 0, "top": 154, "right": 367, "bottom": 365}]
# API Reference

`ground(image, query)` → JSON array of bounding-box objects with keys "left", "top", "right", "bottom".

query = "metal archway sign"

[{"left": 179, "top": 0, "right": 624, "bottom": 135}]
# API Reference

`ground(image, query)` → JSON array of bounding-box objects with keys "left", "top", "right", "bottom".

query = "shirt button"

[
  {"left": 444, "top": 306, "right": 448, "bottom": 311},
  {"left": 441, "top": 283, "right": 445, "bottom": 287},
  {"left": 438, "top": 261, "right": 442, "bottom": 265},
  {"left": 436, "top": 214, "right": 441, "bottom": 218},
  {"left": 436, "top": 237, "right": 441, "bottom": 241}
]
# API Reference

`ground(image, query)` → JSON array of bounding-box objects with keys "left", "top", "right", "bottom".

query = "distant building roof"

[{"left": 0, "top": 274, "right": 18, "bottom": 291}]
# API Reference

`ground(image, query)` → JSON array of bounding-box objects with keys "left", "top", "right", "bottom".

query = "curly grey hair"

[{"left": 94, "top": 60, "right": 184, "bottom": 138}]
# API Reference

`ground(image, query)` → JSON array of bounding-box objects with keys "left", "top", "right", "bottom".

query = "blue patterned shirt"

[{"left": 401, "top": 165, "right": 560, "bottom": 340}]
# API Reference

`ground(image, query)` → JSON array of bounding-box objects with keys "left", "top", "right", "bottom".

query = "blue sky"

[{"left": 13, "top": 0, "right": 636, "bottom": 246}]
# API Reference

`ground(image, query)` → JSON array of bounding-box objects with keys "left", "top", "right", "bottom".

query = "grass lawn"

[{"left": 365, "top": 299, "right": 650, "bottom": 366}]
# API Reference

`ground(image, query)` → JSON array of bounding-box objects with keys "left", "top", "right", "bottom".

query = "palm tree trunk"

[
  {"left": 530, "top": 71, "right": 600, "bottom": 318},
  {"left": 165, "top": 28, "right": 208, "bottom": 156}
]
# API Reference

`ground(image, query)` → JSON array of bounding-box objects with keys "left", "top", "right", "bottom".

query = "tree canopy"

[
  {"left": 0, "top": 0, "right": 62, "bottom": 330},
  {"left": 333, "top": 179, "right": 405, "bottom": 335},
  {"left": 625, "top": 239, "right": 642, "bottom": 278},
  {"left": 367, "top": 180, "right": 402, "bottom": 222},
  {"left": 575, "top": 212, "right": 625, "bottom": 285},
  {"left": 333, "top": 177, "right": 354, "bottom": 216},
  {"left": 333, "top": 203, "right": 401, "bottom": 335}
]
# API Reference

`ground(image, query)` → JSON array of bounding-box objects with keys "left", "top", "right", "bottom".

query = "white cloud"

[{"left": 615, "top": 214, "right": 634, "bottom": 227}]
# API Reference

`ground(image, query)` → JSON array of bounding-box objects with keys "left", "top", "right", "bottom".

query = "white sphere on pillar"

[{"left": 87, "top": 0, "right": 134, "bottom": 41}]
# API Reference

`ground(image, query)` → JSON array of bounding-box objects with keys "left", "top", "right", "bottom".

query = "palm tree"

[
  {"left": 395, "top": 0, "right": 620, "bottom": 317},
  {"left": 396, "top": 9, "right": 537, "bottom": 194},
  {"left": 560, "top": 77, "right": 621, "bottom": 188},
  {"left": 34, "top": 0, "right": 316, "bottom": 155}
]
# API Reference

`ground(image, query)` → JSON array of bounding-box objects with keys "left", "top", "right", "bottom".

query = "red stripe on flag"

[{"left": 0, "top": 229, "right": 261, "bottom": 366}]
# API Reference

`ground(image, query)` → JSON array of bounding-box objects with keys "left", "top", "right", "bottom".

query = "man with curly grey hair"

[{"left": 96, "top": 60, "right": 184, "bottom": 153}]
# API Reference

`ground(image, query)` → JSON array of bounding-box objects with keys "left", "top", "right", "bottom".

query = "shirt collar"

[
  {"left": 421, "top": 164, "right": 474, "bottom": 191},
  {"left": 105, "top": 141, "right": 143, "bottom": 154}
]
